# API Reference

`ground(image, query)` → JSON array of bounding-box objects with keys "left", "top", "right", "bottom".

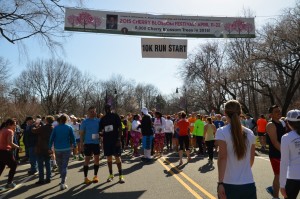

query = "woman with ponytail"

[
  {"left": 280, "top": 109, "right": 300, "bottom": 199},
  {"left": 216, "top": 100, "right": 257, "bottom": 199}
]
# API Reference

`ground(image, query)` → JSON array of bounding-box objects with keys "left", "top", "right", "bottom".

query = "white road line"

[{"left": 0, "top": 174, "right": 36, "bottom": 199}]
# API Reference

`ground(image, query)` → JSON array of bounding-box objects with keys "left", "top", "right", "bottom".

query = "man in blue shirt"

[{"left": 80, "top": 106, "right": 101, "bottom": 184}]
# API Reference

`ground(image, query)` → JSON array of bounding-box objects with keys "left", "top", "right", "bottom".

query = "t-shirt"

[
  {"left": 193, "top": 119, "right": 205, "bottom": 136},
  {"left": 80, "top": 118, "right": 100, "bottom": 144},
  {"left": 99, "top": 112, "right": 122, "bottom": 143},
  {"left": 164, "top": 119, "right": 174, "bottom": 133},
  {"left": 177, "top": 119, "right": 190, "bottom": 136},
  {"left": 214, "top": 120, "right": 225, "bottom": 129},
  {"left": 71, "top": 123, "right": 80, "bottom": 139},
  {"left": 153, "top": 117, "right": 166, "bottom": 134},
  {"left": 188, "top": 117, "right": 197, "bottom": 133},
  {"left": 280, "top": 130, "right": 300, "bottom": 188},
  {"left": 257, "top": 118, "right": 267, "bottom": 133},
  {"left": 216, "top": 125, "right": 256, "bottom": 185},
  {"left": 0, "top": 128, "right": 13, "bottom": 150}
]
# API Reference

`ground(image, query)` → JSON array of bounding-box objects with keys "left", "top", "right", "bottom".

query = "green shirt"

[{"left": 192, "top": 119, "right": 205, "bottom": 136}]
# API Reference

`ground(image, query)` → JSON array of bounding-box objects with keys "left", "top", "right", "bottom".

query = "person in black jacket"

[{"left": 140, "top": 107, "right": 154, "bottom": 162}]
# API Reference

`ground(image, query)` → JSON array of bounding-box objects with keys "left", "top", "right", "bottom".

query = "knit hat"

[
  {"left": 286, "top": 109, "right": 300, "bottom": 122},
  {"left": 141, "top": 107, "right": 149, "bottom": 115}
]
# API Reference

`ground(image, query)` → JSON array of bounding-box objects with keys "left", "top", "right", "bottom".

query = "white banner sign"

[
  {"left": 65, "top": 8, "right": 255, "bottom": 38},
  {"left": 141, "top": 38, "right": 187, "bottom": 59}
]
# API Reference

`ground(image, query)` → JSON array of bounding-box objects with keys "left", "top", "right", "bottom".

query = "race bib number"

[
  {"left": 105, "top": 125, "right": 113, "bottom": 132},
  {"left": 92, "top": 134, "right": 99, "bottom": 140}
]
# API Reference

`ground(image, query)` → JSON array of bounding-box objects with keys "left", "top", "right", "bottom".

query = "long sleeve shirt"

[
  {"left": 280, "top": 130, "right": 300, "bottom": 188},
  {"left": 49, "top": 124, "right": 76, "bottom": 151}
]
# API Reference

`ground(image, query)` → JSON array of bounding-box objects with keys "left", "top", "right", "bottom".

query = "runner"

[
  {"left": 99, "top": 104, "right": 125, "bottom": 183},
  {"left": 153, "top": 111, "right": 166, "bottom": 156},
  {"left": 130, "top": 114, "right": 142, "bottom": 157},
  {"left": 48, "top": 114, "right": 76, "bottom": 190},
  {"left": 204, "top": 117, "right": 216, "bottom": 163},
  {"left": 164, "top": 115, "right": 174, "bottom": 152},
  {"left": 140, "top": 107, "right": 154, "bottom": 162},
  {"left": 188, "top": 113, "right": 197, "bottom": 152},
  {"left": 256, "top": 114, "right": 268, "bottom": 151},
  {"left": 280, "top": 109, "right": 300, "bottom": 199},
  {"left": 0, "top": 119, "right": 21, "bottom": 189},
  {"left": 216, "top": 100, "right": 257, "bottom": 199},
  {"left": 266, "top": 105, "right": 286, "bottom": 198},
  {"left": 80, "top": 106, "right": 101, "bottom": 184},
  {"left": 177, "top": 111, "right": 191, "bottom": 165},
  {"left": 192, "top": 114, "right": 205, "bottom": 156}
]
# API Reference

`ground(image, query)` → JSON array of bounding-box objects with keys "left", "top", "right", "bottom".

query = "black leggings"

[
  {"left": 165, "top": 133, "right": 172, "bottom": 149},
  {"left": 196, "top": 136, "right": 204, "bottom": 154},
  {"left": 178, "top": 135, "right": 189, "bottom": 151},
  {"left": 285, "top": 179, "right": 300, "bottom": 199},
  {"left": 205, "top": 140, "right": 215, "bottom": 160},
  {"left": 0, "top": 150, "right": 17, "bottom": 184}
]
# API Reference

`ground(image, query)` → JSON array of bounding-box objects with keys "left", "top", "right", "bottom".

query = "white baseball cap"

[{"left": 286, "top": 109, "right": 300, "bottom": 122}]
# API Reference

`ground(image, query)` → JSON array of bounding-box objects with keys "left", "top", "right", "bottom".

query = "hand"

[
  {"left": 280, "top": 188, "right": 287, "bottom": 198},
  {"left": 217, "top": 184, "right": 226, "bottom": 199}
]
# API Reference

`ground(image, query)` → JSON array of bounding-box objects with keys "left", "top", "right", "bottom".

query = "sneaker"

[
  {"left": 119, "top": 175, "right": 125, "bottom": 184},
  {"left": 45, "top": 179, "right": 51, "bottom": 183},
  {"left": 84, "top": 178, "right": 92, "bottom": 185},
  {"left": 60, "top": 183, "right": 68, "bottom": 190},
  {"left": 5, "top": 183, "right": 16, "bottom": 189},
  {"left": 35, "top": 180, "right": 45, "bottom": 185},
  {"left": 266, "top": 186, "right": 274, "bottom": 197},
  {"left": 107, "top": 174, "right": 114, "bottom": 182},
  {"left": 78, "top": 156, "right": 84, "bottom": 161},
  {"left": 93, "top": 176, "right": 99, "bottom": 183}
]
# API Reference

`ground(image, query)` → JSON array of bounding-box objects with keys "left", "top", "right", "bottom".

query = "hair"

[
  {"left": 207, "top": 117, "right": 212, "bottom": 124},
  {"left": 225, "top": 100, "right": 247, "bottom": 160},
  {"left": 45, "top": 116, "right": 54, "bottom": 124},
  {"left": 268, "top": 105, "right": 279, "bottom": 114},
  {"left": 0, "top": 119, "right": 16, "bottom": 130},
  {"left": 167, "top": 115, "right": 171, "bottom": 119},
  {"left": 88, "top": 106, "right": 96, "bottom": 111},
  {"left": 181, "top": 111, "right": 186, "bottom": 118},
  {"left": 260, "top": 114, "right": 265, "bottom": 119},
  {"left": 133, "top": 114, "right": 139, "bottom": 120},
  {"left": 60, "top": 115, "right": 67, "bottom": 124},
  {"left": 25, "top": 116, "right": 33, "bottom": 122},
  {"left": 287, "top": 121, "right": 300, "bottom": 136}
]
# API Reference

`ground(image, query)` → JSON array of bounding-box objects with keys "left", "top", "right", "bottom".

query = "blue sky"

[{"left": 0, "top": 0, "right": 296, "bottom": 95}]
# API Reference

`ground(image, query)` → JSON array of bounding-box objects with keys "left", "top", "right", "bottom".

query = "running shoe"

[
  {"left": 266, "top": 186, "right": 274, "bottom": 197},
  {"left": 60, "top": 184, "right": 68, "bottom": 190},
  {"left": 84, "top": 178, "right": 92, "bottom": 185},
  {"left": 119, "top": 175, "right": 125, "bottom": 183},
  {"left": 107, "top": 174, "right": 114, "bottom": 182},
  {"left": 93, "top": 176, "right": 99, "bottom": 183},
  {"left": 5, "top": 182, "right": 16, "bottom": 189}
]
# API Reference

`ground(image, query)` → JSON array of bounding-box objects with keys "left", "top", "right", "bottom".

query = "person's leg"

[
  {"left": 28, "top": 147, "right": 37, "bottom": 173},
  {"left": 45, "top": 156, "right": 51, "bottom": 182},
  {"left": 60, "top": 150, "right": 71, "bottom": 184},
  {"left": 92, "top": 144, "right": 100, "bottom": 182},
  {"left": 37, "top": 155, "right": 45, "bottom": 182},
  {"left": 6, "top": 152, "right": 17, "bottom": 184},
  {"left": 0, "top": 151, "right": 7, "bottom": 176},
  {"left": 55, "top": 151, "right": 62, "bottom": 175},
  {"left": 184, "top": 136, "right": 191, "bottom": 161},
  {"left": 285, "top": 179, "right": 300, "bottom": 199},
  {"left": 178, "top": 136, "right": 184, "bottom": 164},
  {"left": 270, "top": 158, "right": 280, "bottom": 198},
  {"left": 115, "top": 155, "right": 124, "bottom": 183}
]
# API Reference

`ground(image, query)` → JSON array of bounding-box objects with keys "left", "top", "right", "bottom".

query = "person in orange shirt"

[
  {"left": 177, "top": 111, "right": 191, "bottom": 165},
  {"left": 188, "top": 112, "right": 197, "bottom": 151},
  {"left": 257, "top": 114, "right": 268, "bottom": 151}
]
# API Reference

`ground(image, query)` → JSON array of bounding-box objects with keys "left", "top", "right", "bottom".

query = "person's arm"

[
  {"left": 7, "top": 132, "right": 21, "bottom": 149},
  {"left": 279, "top": 136, "right": 289, "bottom": 198},
  {"left": 216, "top": 139, "right": 227, "bottom": 199},
  {"left": 266, "top": 122, "right": 281, "bottom": 151},
  {"left": 204, "top": 124, "right": 207, "bottom": 139},
  {"left": 250, "top": 144, "right": 255, "bottom": 167},
  {"left": 48, "top": 129, "right": 55, "bottom": 154}
]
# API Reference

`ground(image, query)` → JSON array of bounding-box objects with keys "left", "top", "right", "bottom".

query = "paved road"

[{"left": 0, "top": 150, "right": 275, "bottom": 199}]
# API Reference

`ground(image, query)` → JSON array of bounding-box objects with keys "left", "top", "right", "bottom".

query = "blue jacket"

[{"left": 49, "top": 124, "right": 76, "bottom": 151}]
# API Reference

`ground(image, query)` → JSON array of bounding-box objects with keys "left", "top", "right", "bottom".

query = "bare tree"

[{"left": 0, "top": 0, "right": 83, "bottom": 54}]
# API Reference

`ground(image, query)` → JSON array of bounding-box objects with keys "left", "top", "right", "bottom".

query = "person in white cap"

[
  {"left": 280, "top": 109, "right": 300, "bottom": 199},
  {"left": 140, "top": 107, "right": 154, "bottom": 162}
]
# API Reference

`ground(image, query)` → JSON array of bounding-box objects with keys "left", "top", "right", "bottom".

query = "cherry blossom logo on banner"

[
  {"left": 224, "top": 19, "right": 254, "bottom": 35},
  {"left": 67, "top": 12, "right": 102, "bottom": 29}
]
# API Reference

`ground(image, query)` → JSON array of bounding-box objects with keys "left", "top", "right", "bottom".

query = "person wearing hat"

[
  {"left": 280, "top": 109, "right": 300, "bottom": 199},
  {"left": 140, "top": 107, "right": 154, "bottom": 162},
  {"left": 99, "top": 104, "right": 125, "bottom": 183}
]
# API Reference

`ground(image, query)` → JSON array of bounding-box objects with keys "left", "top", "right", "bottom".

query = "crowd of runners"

[{"left": 0, "top": 101, "right": 299, "bottom": 199}]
